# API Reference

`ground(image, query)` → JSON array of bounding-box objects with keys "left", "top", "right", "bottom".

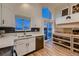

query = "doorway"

[{"left": 44, "top": 22, "right": 52, "bottom": 41}]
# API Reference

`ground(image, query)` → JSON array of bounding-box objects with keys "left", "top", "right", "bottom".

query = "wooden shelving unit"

[
  {"left": 53, "top": 32, "right": 79, "bottom": 53},
  {"left": 53, "top": 33, "right": 71, "bottom": 49},
  {"left": 53, "top": 20, "right": 79, "bottom": 53},
  {"left": 72, "top": 36, "right": 79, "bottom": 52},
  {"left": 53, "top": 41, "right": 71, "bottom": 49}
]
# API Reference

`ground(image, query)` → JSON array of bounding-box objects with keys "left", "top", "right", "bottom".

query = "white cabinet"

[
  {"left": 15, "top": 43, "right": 29, "bottom": 56},
  {"left": 0, "top": 4, "right": 2, "bottom": 26},
  {"left": 28, "top": 37, "right": 35, "bottom": 53},
  {"left": 1, "top": 4, "right": 15, "bottom": 27},
  {"left": 14, "top": 37, "right": 35, "bottom": 56},
  {"left": 0, "top": 4, "right": 15, "bottom": 27},
  {"left": 15, "top": 38, "right": 29, "bottom": 56}
]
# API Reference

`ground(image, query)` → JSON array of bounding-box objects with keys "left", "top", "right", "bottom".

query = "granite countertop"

[{"left": 32, "top": 34, "right": 44, "bottom": 36}]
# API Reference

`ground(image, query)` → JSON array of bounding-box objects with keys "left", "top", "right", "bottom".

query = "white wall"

[
  {"left": 10, "top": 3, "right": 44, "bottom": 34},
  {"left": 5, "top": 3, "right": 54, "bottom": 34},
  {"left": 54, "top": 3, "right": 77, "bottom": 18}
]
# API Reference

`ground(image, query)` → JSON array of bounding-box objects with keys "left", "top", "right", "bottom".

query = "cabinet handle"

[
  {"left": 26, "top": 43, "right": 28, "bottom": 46},
  {"left": 3, "top": 19, "right": 4, "bottom": 24},
  {"left": 26, "top": 43, "right": 29, "bottom": 47},
  {"left": 28, "top": 43, "right": 29, "bottom": 46}
]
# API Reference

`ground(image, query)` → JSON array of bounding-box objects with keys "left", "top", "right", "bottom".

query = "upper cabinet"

[
  {"left": 0, "top": 4, "right": 2, "bottom": 26},
  {"left": 0, "top": 4, "right": 15, "bottom": 27},
  {"left": 56, "top": 13, "right": 79, "bottom": 25}
]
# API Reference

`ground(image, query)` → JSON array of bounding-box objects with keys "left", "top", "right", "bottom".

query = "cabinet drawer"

[{"left": 15, "top": 38, "right": 28, "bottom": 45}]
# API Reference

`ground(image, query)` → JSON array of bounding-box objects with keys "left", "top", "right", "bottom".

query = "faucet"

[{"left": 24, "top": 32, "right": 26, "bottom": 35}]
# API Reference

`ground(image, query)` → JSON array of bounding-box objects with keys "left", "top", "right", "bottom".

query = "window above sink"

[{"left": 15, "top": 16, "right": 31, "bottom": 31}]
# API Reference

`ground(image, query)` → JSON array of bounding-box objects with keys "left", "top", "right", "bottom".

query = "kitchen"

[
  {"left": 0, "top": 3, "right": 45, "bottom": 56},
  {"left": 0, "top": 3, "right": 79, "bottom": 56}
]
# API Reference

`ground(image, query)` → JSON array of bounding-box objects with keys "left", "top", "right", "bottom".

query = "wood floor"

[{"left": 28, "top": 41, "right": 79, "bottom": 56}]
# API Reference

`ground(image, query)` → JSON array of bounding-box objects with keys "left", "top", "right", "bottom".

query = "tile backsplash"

[{"left": 0, "top": 27, "right": 15, "bottom": 33}]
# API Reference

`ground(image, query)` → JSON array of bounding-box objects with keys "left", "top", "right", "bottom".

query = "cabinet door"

[
  {"left": 15, "top": 43, "right": 29, "bottom": 56},
  {"left": 2, "top": 4, "right": 15, "bottom": 27},
  {"left": 0, "top": 4, "right": 1, "bottom": 26},
  {"left": 28, "top": 37, "right": 35, "bottom": 53}
]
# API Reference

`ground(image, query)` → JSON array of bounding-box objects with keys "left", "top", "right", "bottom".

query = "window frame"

[{"left": 15, "top": 15, "right": 31, "bottom": 31}]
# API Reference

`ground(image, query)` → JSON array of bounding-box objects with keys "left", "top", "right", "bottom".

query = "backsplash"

[
  {"left": 0, "top": 27, "right": 40, "bottom": 33},
  {"left": 0, "top": 27, "right": 15, "bottom": 33},
  {"left": 31, "top": 28, "right": 40, "bottom": 32}
]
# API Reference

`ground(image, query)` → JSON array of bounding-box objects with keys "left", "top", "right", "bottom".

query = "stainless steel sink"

[{"left": 25, "top": 35, "right": 32, "bottom": 37}]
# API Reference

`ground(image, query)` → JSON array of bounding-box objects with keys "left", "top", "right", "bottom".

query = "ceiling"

[{"left": 38, "top": 3, "right": 76, "bottom": 9}]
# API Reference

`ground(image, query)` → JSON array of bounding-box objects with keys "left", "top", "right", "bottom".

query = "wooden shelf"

[
  {"left": 54, "top": 32, "right": 72, "bottom": 37},
  {"left": 53, "top": 41, "right": 70, "bottom": 49},
  {"left": 73, "top": 38, "right": 79, "bottom": 43},
  {"left": 74, "top": 42, "right": 79, "bottom": 45},
  {"left": 54, "top": 24, "right": 79, "bottom": 53},
  {"left": 73, "top": 48, "right": 79, "bottom": 51},
  {"left": 53, "top": 32, "right": 79, "bottom": 53},
  {"left": 53, "top": 37, "right": 70, "bottom": 43},
  {"left": 74, "top": 44, "right": 79, "bottom": 49}
]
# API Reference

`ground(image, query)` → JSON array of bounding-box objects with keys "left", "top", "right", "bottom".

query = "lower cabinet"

[
  {"left": 28, "top": 37, "right": 35, "bottom": 53},
  {"left": 36, "top": 36, "right": 44, "bottom": 51},
  {"left": 14, "top": 36, "right": 44, "bottom": 56},
  {"left": 15, "top": 43, "right": 29, "bottom": 56},
  {"left": 14, "top": 37, "right": 35, "bottom": 56}
]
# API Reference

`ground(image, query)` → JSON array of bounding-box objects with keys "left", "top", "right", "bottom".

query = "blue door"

[
  {"left": 47, "top": 23, "right": 52, "bottom": 40},
  {"left": 44, "top": 22, "right": 52, "bottom": 40}
]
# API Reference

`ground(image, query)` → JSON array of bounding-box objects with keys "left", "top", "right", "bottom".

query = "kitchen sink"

[{"left": 18, "top": 35, "right": 32, "bottom": 38}]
